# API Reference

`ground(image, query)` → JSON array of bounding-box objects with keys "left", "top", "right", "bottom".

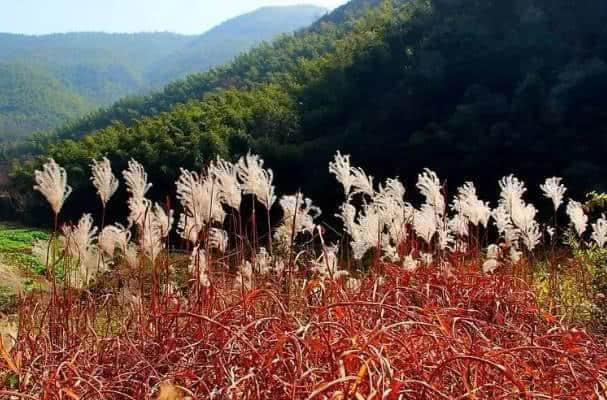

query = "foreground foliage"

[
  {"left": 2, "top": 154, "right": 607, "bottom": 398},
  {"left": 3, "top": 266, "right": 606, "bottom": 398}
]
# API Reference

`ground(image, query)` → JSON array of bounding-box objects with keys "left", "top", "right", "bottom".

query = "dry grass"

[{"left": 1, "top": 261, "right": 606, "bottom": 399}]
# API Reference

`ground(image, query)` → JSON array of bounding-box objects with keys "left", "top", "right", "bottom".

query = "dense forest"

[
  {"left": 6, "top": 0, "right": 607, "bottom": 225},
  {"left": 0, "top": 5, "right": 325, "bottom": 140},
  {"left": 0, "top": 62, "right": 91, "bottom": 142}
]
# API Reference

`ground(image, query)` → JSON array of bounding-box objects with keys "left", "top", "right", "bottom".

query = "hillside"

[
  {"left": 8, "top": 0, "right": 607, "bottom": 224},
  {"left": 0, "top": 32, "right": 192, "bottom": 106},
  {"left": 32, "top": 3, "right": 373, "bottom": 143},
  {"left": 0, "top": 5, "right": 326, "bottom": 139},
  {"left": 0, "top": 63, "right": 91, "bottom": 142},
  {"left": 146, "top": 5, "right": 328, "bottom": 85}
]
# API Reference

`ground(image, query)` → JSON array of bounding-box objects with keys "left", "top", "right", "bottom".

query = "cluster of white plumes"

[
  {"left": 35, "top": 157, "right": 173, "bottom": 288},
  {"left": 493, "top": 175, "right": 542, "bottom": 260},
  {"left": 61, "top": 214, "right": 103, "bottom": 288},
  {"left": 123, "top": 159, "right": 174, "bottom": 264},
  {"left": 329, "top": 152, "right": 604, "bottom": 272},
  {"left": 273, "top": 193, "right": 321, "bottom": 244},
  {"left": 175, "top": 153, "right": 276, "bottom": 244},
  {"left": 331, "top": 152, "right": 413, "bottom": 261},
  {"left": 33, "top": 151, "right": 607, "bottom": 290}
]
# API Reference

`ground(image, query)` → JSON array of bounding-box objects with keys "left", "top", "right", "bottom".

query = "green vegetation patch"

[{"left": 0, "top": 224, "right": 48, "bottom": 274}]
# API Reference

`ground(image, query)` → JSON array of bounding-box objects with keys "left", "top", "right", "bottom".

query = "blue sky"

[{"left": 0, "top": 0, "right": 348, "bottom": 35}]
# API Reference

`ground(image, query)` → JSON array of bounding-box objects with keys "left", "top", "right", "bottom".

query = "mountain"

[
  {"left": 146, "top": 5, "right": 328, "bottom": 85},
  {"left": 0, "top": 62, "right": 91, "bottom": 144},
  {"left": 8, "top": 0, "right": 607, "bottom": 224},
  {"left": 0, "top": 5, "right": 326, "bottom": 139},
  {"left": 0, "top": 32, "right": 192, "bottom": 106}
]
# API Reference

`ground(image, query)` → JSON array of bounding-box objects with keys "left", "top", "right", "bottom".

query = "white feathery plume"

[
  {"left": 329, "top": 151, "right": 354, "bottom": 199},
  {"left": 337, "top": 203, "right": 357, "bottom": 236},
  {"left": 417, "top": 169, "right": 445, "bottom": 215},
  {"left": 591, "top": 214, "right": 607, "bottom": 247},
  {"left": 413, "top": 204, "right": 437, "bottom": 245},
  {"left": 540, "top": 177, "right": 567, "bottom": 212},
  {"left": 510, "top": 201, "right": 541, "bottom": 251},
  {"left": 349, "top": 166, "right": 375, "bottom": 198},
  {"left": 381, "top": 240, "right": 400, "bottom": 263},
  {"left": 176, "top": 168, "right": 225, "bottom": 243},
  {"left": 499, "top": 175, "right": 527, "bottom": 211},
  {"left": 449, "top": 214, "right": 469, "bottom": 237},
  {"left": 329, "top": 151, "right": 374, "bottom": 198},
  {"left": 141, "top": 203, "right": 173, "bottom": 263},
  {"left": 493, "top": 204, "right": 518, "bottom": 244},
  {"left": 274, "top": 193, "right": 321, "bottom": 243},
  {"left": 90, "top": 157, "right": 119, "bottom": 206},
  {"left": 209, "top": 158, "right": 242, "bottom": 210},
  {"left": 98, "top": 224, "right": 130, "bottom": 257},
  {"left": 510, "top": 200, "right": 538, "bottom": 234},
  {"left": 451, "top": 182, "right": 491, "bottom": 227},
  {"left": 486, "top": 244, "right": 501, "bottom": 260},
  {"left": 381, "top": 201, "right": 414, "bottom": 251},
  {"left": 188, "top": 245, "right": 210, "bottom": 288},
  {"left": 520, "top": 223, "right": 541, "bottom": 251},
  {"left": 373, "top": 177, "right": 413, "bottom": 248},
  {"left": 62, "top": 214, "right": 97, "bottom": 260},
  {"left": 34, "top": 158, "right": 72, "bottom": 215},
  {"left": 237, "top": 152, "right": 276, "bottom": 210},
  {"left": 374, "top": 177, "right": 406, "bottom": 210},
  {"left": 61, "top": 214, "right": 102, "bottom": 287},
  {"left": 123, "top": 159, "right": 152, "bottom": 226},
  {"left": 566, "top": 200, "right": 588, "bottom": 237},
  {"left": 497, "top": 175, "right": 540, "bottom": 251},
  {"left": 209, "top": 228, "right": 229, "bottom": 253},
  {"left": 342, "top": 204, "right": 381, "bottom": 260}
]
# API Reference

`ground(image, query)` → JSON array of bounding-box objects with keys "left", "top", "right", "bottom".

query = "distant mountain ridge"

[
  {"left": 0, "top": 4, "right": 326, "bottom": 140},
  {"left": 146, "top": 5, "right": 329, "bottom": 85}
]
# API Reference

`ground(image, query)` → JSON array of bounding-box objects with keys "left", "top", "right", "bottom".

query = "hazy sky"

[{"left": 0, "top": 0, "right": 348, "bottom": 36}]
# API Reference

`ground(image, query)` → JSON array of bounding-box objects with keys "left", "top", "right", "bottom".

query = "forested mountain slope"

[
  {"left": 146, "top": 5, "right": 327, "bottom": 85},
  {"left": 0, "top": 63, "right": 91, "bottom": 144},
  {"left": 0, "top": 5, "right": 325, "bottom": 140},
  {"left": 9, "top": 0, "right": 607, "bottom": 223}
]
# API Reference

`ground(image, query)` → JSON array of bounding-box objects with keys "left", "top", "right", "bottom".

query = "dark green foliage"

[{"left": 8, "top": 0, "right": 607, "bottom": 223}]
